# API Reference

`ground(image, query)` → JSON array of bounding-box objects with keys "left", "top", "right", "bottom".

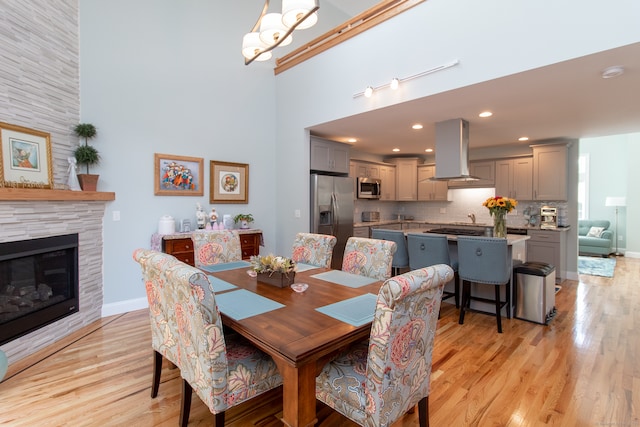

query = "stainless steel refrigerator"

[{"left": 310, "top": 174, "right": 354, "bottom": 270}]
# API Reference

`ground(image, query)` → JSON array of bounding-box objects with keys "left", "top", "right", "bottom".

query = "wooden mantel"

[{"left": 0, "top": 188, "right": 115, "bottom": 201}]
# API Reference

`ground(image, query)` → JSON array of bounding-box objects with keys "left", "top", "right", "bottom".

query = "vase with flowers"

[
  {"left": 482, "top": 196, "right": 518, "bottom": 238},
  {"left": 249, "top": 254, "right": 296, "bottom": 287}
]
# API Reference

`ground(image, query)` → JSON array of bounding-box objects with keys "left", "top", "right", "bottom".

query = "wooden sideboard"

[{"left": 158, "top": 229, "right": 263, "bottom": 266}]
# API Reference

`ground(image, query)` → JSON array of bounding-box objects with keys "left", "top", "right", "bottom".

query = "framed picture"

[
  {"left": 210, "top": 160, "right": 249, "bottom": 204},
  {"left": 0, "top": 122, "right": 53, "bottom": 188},
  {"left": 154, "top": 153, "right": 204, "bottom": 196}
]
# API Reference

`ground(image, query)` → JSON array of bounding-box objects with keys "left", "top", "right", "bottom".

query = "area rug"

[{"left": 578, "top": 256, "right": 616, "bottom": 277}]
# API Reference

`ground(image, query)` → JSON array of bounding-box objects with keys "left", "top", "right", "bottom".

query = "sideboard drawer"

[
  {"left": 161, "top": 231, "right": 263, "bottom": 264},
  {"left": 240, "top": 234, "right": 261, "bottom": 259}
]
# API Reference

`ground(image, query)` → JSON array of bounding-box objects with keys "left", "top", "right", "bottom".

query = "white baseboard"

[
  {"left": 102, "top": 297, "right": 148, "bottom": 317},
  {"left": 624, "top": 251, "right": 640, "bottom": 259},
  {"left": 565, "top": 271, "right": 579, "bottom": 282}
]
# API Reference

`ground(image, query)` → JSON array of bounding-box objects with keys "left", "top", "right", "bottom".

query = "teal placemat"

[
  {"left": 200, "top": 261, "right": 251, "bottom": 272},
  {"left": 316, "top": 293, "right": 378, "bottom": 326},
  {"left": 207, "top": 275, "right": 237, "bottom": 293},
  {"left": 295, "top": 263, "right": 319, "bottom": 272},
  {"left": 310, "top": 270, "right": 378, "bottom": 288},
  {"left": 216, "top": 289, "right": 285, "bottom": 320}
]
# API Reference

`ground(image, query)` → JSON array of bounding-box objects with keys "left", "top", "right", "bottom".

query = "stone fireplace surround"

[{"left": 0, "top": 190, "right": 113, "bottom": 364}]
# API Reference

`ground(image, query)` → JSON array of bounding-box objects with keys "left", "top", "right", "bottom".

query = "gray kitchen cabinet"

[
  {"left": 379, "top": 164, "right": 396, "bottom": 200},
  {"left": 352, "top": 226, "right": 370, "bottom": 238},
  {"left": 495, "top": 157, "right": 533, "bottom": 200},
  {"left": 310, "top": 137, "right": 350, "bottom": 175},
  {"left": 353, "top": 161, "right": 380, "bottom": 179},
  {"left": 417, "top": 165, "right": 448, "bottom": 201},
  {"left": 532, "top": 143, "right": 568, "bottom": 201},
  {"left": 526, "top": 229, "right": 567, "bottom": 283},
  {"left": 388, "top": 158, "right": 419, "bottom": 201}
]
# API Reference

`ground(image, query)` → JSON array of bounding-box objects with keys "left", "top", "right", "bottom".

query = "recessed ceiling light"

[
  {"left": 425, "top": 148, "right": 433, "bottom": 153},
  {"left": 347, "top": 138, "right": 357, "bottom": 143},
  {"left": 518, "top": 137, "right": 529, "bottom": 141},
  {"left": 601, "top": 66, "right": 624, "bottom": 79},
  {"left": 412, "top": 124, "right": 423, "bottom": 130},
  {"left": 392, "top": 148, "right": 400, "bottom": 152},
  {"left": 479, "top": 111, "right": 493, "bottom": 118}
]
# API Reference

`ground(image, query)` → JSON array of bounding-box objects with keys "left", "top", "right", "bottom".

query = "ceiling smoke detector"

[{"left": 601, "top": 66, "right": 624, "bottom": 79}]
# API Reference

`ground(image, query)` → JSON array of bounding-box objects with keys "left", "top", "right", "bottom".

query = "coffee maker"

[{"left": 540, "top": 206, "right": 558, "bottom": 229}]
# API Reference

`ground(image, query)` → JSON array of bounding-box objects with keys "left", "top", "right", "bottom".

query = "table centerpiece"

[
  {"left": 482, "top": 196, "right": 518, "bottom": 238},
  {"left": 249, "top": 253, "right": 296, "bottom": 287}
]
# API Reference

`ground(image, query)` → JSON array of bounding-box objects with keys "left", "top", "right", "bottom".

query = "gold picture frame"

[
  {"left": 154, "top": 153, "right": 204, "bottom": 196},
  {"left": 210, "top": 160, "right": 249, "bottom": 204},
  {"left": 0, "top": 122, "right": 53, "bottom": 189}
]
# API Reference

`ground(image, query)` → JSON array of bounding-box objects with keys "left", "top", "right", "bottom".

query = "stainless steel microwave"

[{"left": 357, "top": 177, "right": 382, "bottom": 199}]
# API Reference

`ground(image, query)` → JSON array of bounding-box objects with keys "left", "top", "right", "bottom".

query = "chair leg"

[
  {"left": 180, "top": 379, "right": 192, "bottom": 427},
  {"left": 453, "top": 272, "right": 460, "bottom": 308},
  {"left": 506, "top": 280, "right": 511, "bottom": 319},
  {"left": 418, "top": 396, "right": 429, "bottom": 427},
  {"left": 458, "top": 280, "right": 470, "bottom": 325},
  {"left": 214, "top": 412, "right": 225, "bottom": 426},
  {"left": 151, "top": 350, "right": 162, "bottom": 398},
  {"left": 495, "top": 286, "right": 503, "bottom": 333}
]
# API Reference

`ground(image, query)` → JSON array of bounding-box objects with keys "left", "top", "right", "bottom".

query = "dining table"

[{"left": 200, "top": 261, "right": 384, "bottom": 427}]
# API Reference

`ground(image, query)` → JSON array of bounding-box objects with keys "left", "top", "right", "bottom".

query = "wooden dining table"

[{"left": 205, "top": 264, "right": 383, "bottom": 427}]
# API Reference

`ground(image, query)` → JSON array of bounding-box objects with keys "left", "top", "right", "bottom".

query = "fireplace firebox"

[{"left": 0, "top": 234, "right": 79, "bottom": 345}]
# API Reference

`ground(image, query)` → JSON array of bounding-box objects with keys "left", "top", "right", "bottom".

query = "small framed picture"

[
  {"left": 154, "top": 153, "right": 204, "bottom": 196},
  {"left": 0, "top": 122, "right": 53, "bottom": 188},
  {"left": 210, "top": 160, "right": 249, "bottom": 204}
]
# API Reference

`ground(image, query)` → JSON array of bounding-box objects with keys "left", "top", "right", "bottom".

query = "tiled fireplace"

[{"left": 0, "top": 198, "right": 108, "bottom": 363}]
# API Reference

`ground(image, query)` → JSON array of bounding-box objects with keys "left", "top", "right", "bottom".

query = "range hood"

[{"left": 432, "top": 118, "right": 479, "bottom": 181}]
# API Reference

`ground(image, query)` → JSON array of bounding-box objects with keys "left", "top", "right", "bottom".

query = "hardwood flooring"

[{"left": 1, "top": 257, "right": 638, "bottom": 426}]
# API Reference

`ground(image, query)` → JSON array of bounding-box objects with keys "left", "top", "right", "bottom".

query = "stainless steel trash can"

[{"left": 515, "top": 262, "right": 556, "bottom": 324}]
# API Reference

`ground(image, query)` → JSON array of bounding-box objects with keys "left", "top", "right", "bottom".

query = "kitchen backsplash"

[{"left": 355, "top": 187, "right": 568, "bottom": 228}]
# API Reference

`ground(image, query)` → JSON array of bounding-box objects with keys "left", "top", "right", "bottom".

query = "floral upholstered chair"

[
  {"left": 133, "top": 249, "right": 283, "bottom": 427},
  {"left": 341, "top": 236, "right": 397, "bottom": 280},
  {"left": 191, "top": 230, "right": 242, "bottom": 268},
  {"left": 316, "top": 264, "right": 454, "bottom": 427},
  {"left": 291, "top": 232, "right": 337, "bottom": 268}
]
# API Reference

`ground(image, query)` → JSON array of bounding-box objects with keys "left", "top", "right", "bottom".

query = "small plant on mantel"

[{"left": 73, "top": 123, "right": 100, "bottom": 191}]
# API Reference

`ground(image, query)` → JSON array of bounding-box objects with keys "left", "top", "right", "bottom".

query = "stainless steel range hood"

[{"left": 432, "top": 118, "right": 479, "bottom": 181}]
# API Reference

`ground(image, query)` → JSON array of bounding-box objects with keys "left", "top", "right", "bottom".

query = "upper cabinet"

[
  {"left": 310, "top": 137, "right": 350, "bottom": 175},
  {"left": 417, "top": 165, "right": 448, "bottom": 201},
  {"left": 353, "top": 162, "right": 380, "bottom": 179},
  {"left": 379, "top": 164, "right": 396, "bottom": 201},
  {"left": 495, "top": 157, "right": 533, "bottom": 200},
  {"left": 532, "top": 143, "right": 568, "bottom": 201},
  {"left": 448, "top": 160, "right": 495, "bottom": 188},
  {"left": 387, "top": 158, "right": 419, "bottom": 201}
]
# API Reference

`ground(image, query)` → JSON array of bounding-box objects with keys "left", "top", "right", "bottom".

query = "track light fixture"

[
  {"left": 353, "top": 60, "right": 460, "bottom": 98},
  {"left": 242, "top": 0, "right": 319, "bottom": 65}
]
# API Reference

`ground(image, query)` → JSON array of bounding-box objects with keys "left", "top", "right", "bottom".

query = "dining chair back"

[
  {"left": 370, "top": 229, "right": 409, "bottom": 276},
  {"left": 407, "top": 233, "right": 460, "bottom": 308},
  {"left": 341, "top": 236, "right": 397, "bottom": 280},
  {"left": 456, "top": 236, "right": 511, "bottom": 333},
  {"left": 316, "top": 264, "right": 454, "bottom": 427},
  {"left": 191, "top": 230, "right": 242, "bottom": 268},
  {"left": 133, "top": 249, "right": 283, "bottom": 427},
  {"left": 291, "top": 232, "right": 337, "bottom": 268}
]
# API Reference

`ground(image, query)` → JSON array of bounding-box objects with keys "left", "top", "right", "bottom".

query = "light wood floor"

[{"left": 1, "top": 257, "right": 638, "bottom": 426}]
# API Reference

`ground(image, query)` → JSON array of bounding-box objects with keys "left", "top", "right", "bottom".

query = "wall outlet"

[
  {"left": 294, "top": 209, "right": 301, "bottom": 218},
  {"left": 619, "top": 236, "right": 623, "bottom": 241},
  {"left": 112, "top": 211, "right": 120, "bottom": 221}
]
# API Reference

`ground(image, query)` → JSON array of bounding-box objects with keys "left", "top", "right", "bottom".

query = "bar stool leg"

[
  {"left": 494, "top": 286, "right": 503, "bottom": 333},
  {"left": 458, "top": 280, "right": 470, "bottom": 325}
]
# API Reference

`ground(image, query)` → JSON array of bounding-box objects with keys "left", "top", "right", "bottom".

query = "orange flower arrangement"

[{"left": 482, "top": 196, "right": 518, "bottom": 215}]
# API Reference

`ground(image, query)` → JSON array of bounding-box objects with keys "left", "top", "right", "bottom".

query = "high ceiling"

[{"left": 308, "top": 42, "right": 640, "bottom": 156}]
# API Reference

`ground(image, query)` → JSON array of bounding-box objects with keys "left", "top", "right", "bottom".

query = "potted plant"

[
  {"left": 73, "top": 123, "right": 100, "bottom": 191},
  {"left": 233, "top": 213, "right": 254, "bottom": 229}
]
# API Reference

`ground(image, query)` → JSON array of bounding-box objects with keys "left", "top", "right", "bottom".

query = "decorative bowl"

[{"left": 290, "top": 283, "right": 309, "bottom": 293}]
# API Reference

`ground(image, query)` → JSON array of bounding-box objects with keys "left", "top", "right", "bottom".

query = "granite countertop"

[{"left": 354, "top": 220, "right": 570, "bottom": 232}]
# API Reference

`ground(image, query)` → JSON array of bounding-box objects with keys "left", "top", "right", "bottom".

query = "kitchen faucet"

[{"left": 468, "top": 213, "right": 476, "bottom": 224}]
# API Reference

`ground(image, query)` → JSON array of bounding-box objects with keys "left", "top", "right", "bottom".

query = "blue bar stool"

[
  {"left": 457, "top": 236, "right": 511, "bottom": 333},
  {"left": 371, "top": 229, "right": 409, "bottom": 276},
  {"left": 407, "top": 233, "right": 459, "bottom": 308}
]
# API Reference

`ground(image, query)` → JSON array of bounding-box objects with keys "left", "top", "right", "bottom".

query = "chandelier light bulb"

[
  {"left": 242, "top": 32, "right": 272, "bottom": 61},
  {"left": 364, "top": 86, "right": 373, "bottom": 98},
  {"left": 282, "top": 0, "right": 318, "bottom": 29},
  {"left": 259, "top": 13, "right": 293, "bottom": 47},
  {"left": 390, "top": 78, "right": 399, "bottom": 90}
]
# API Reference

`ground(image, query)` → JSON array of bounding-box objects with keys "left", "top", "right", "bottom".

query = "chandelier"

[{"left": 242, "top": 0, "right": 319, "bottom": 65}]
